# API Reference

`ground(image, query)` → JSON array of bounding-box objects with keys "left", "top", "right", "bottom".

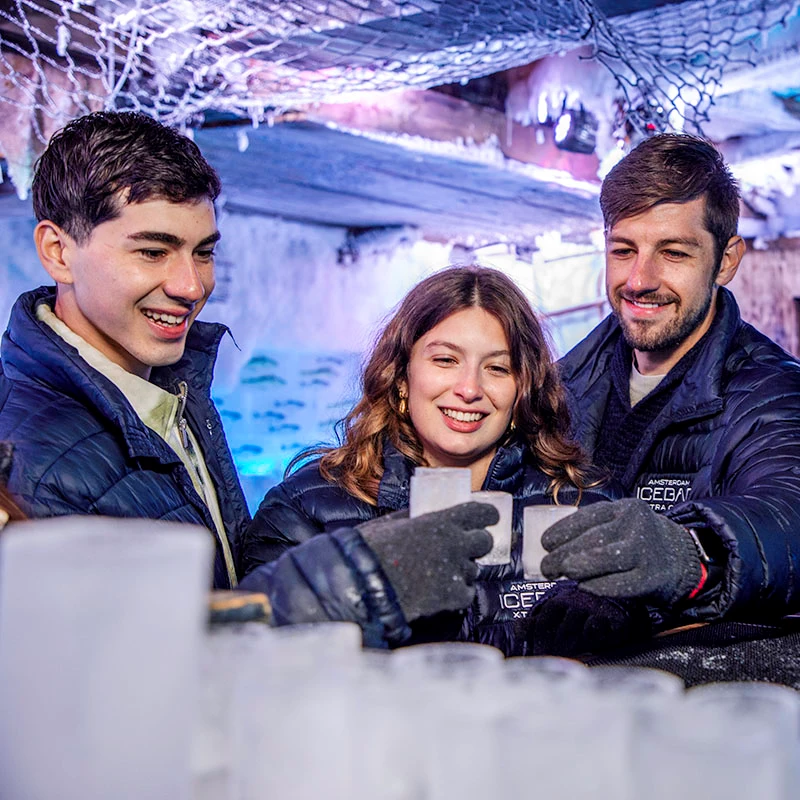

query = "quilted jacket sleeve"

[
  {"left": 666, "top": 364, "right": 800, "bottom": 622},
  {"left": 238, "top": 527, "right": 412, "bottom": 647},
  {"left": 239, "top": 461, "right": 411, "bottom": 647}
]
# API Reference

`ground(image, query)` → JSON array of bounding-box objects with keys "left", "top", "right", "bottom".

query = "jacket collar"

[
  {"left": 376, "top": 440, "right": 412, "bottom": 511},
  {"left": 667, "top": 287, "right": 740, "bottom": 413}
]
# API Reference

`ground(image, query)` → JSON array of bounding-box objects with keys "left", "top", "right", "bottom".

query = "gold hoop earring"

[
  {"left": 508, "top": 419, "right": 516, "bottom": 433},
  {"left": 398, "top": 395, "right": 408, "bottom": 416}
]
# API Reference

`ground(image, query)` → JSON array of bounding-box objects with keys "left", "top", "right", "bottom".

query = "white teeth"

[
  {"left": 143, "top": 310, "right": 185, "bottom": 326},
  {"left": 442, "top": 408, "right": 484, "bottom": 422},
  {"left": 631, "top": 300, "right": 662, "bottom": 309}
]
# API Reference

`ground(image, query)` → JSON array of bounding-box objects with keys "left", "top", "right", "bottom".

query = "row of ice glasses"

[{"left": 202, "top": 628, "right": 800, "bottom": 800}]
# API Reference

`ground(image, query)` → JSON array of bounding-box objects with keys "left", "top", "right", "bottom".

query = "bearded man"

[{"left": 537, "top": 134, "right": 800, "bottom": 641}]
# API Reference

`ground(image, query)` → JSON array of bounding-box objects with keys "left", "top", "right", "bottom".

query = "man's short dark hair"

[
  {"left": 32, "top": 110, "right": 222, "bottom": 243},
  {"left": 600, "top": 133, "right": 741, "bottom": 268}
]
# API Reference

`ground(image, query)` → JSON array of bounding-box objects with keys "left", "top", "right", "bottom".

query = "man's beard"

[{"left": 613, "top": 284, "right": 715, "bottom": 354}]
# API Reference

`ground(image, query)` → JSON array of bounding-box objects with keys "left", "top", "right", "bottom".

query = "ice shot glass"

[
  {"left": 521, "top": 504, "right": 578, "bottom": 579},
  {"left": 409, "top": 467, "right": 472, "bottom": 518},
  {"left": 470, "top": 490, "right": 512, "bottom": 565}
]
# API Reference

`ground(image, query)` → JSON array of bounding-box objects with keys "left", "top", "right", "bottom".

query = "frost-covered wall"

[
  {"left": 0, "top": 214, "right": 40, "bottom": 333},
  {"left": 729, "top": 239, "right": 800, "bottom": 358},
  {"left": 0, "top": 207, "right": 606, "bottom": 510}
]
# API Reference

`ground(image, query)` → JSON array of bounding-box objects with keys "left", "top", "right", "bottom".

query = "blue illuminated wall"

[{"left": 214, "top": 348, "right": 362, "bottom": 510}]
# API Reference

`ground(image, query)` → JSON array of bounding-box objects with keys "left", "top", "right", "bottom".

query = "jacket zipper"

[
  {"left": 176, "top": 381, "right": 190, "bottom": 450},
  {"left": 176, "top": 381, "right": 238, "bottom": 588}
]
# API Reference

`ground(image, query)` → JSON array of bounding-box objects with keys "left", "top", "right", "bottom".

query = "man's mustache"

[{"left": 616, "top": 290, "right": 678, "bottom": 305}]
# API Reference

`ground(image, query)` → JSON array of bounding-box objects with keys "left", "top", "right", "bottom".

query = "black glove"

[
  {"left": 540, "top": 498, "right": 703, "bottom": 606},
  {"left": 517, "top": 581, "right": 653, "bottom": 657},
  {"left": 358, "top": 502, "right": 496, "bottom": 622}
]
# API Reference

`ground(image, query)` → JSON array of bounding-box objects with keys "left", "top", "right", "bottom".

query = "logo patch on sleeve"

[{"left": 635, "top": 474, "right": 693, "bottom": 512}]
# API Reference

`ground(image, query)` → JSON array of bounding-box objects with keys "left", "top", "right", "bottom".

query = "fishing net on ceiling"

[{"left": 0, "top": 0, "right": 797, "bottom": 195}]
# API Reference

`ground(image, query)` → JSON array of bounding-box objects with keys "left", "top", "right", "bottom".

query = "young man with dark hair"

[
  {"left": 534, "top": 133, "right": 800, "bottom": 644},
  {"left": 0, "top": 111, "right": 495, "bottom": 646}
]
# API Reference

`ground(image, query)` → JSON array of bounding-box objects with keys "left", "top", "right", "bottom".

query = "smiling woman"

[{"left": 241, "top": 265, "right": 621, "bottom": 651}]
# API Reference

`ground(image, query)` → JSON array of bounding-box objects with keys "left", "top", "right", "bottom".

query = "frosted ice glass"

[
  {"left": 495, "top": 685, "right": 610, "bottom": 799},
  {"left": 685, "top": 682, "right": 800, "bottom": 799},
  {"left": 522, "top": 504, "right": 578, "bottom": 578},
  {"left": 0, "top": 516, "right": 212, "bottom": 800},
  {"left": 391, "top": 641, "right": 504, "bottom": 683},
  {"left": 409, "top": 466, "right": 471, "bottom": 518},
  {"left": 587, "top": 666, "right": 686, "bottom": 800},
  {"left": 632, "top": 695, "right": 787, "bottom": 800},
  {"left": 231, "top": 621, "right": 365, "bottom": 800},
  {"left": 471, "top": 490, "right": 512, "bottom": 565},
  {"left": 391, "top": 642, "right": 506, "bottom": 800}
]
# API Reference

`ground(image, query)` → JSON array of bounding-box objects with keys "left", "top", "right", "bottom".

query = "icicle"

[
  {"left": 237, "top": 129, "right": 249, "bottom": 153},
  {"left": 9, "top": 161, "right": 32, "bottom": 201}
]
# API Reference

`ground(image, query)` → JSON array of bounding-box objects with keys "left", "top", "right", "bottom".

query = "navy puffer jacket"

[
  {"left": 0, "top": 288, "right": 411, "bottom": 645},
  {"left": 0, "top": 287, "right": 250, "bottom": 589},
  {"left": 243, "top": 439, "right": 619, "bottom": 652},
  {"left": 559, "top": 288, "right": 800, "bottom": 623}
]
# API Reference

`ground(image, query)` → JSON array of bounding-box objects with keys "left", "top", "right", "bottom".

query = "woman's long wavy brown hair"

[
  {"left": 0, "top": 443, "right": 25, "bottom": 522},
  {"left": 0, "top": 487, "right": 26, "bottom": 522},
  {"left": 305, "top": 265, "right": 593, "bottom": 504}
]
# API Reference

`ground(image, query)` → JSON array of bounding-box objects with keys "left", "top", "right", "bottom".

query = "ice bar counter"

[{"left": 1, "top": 516, "right": 799, "bottom": 800}]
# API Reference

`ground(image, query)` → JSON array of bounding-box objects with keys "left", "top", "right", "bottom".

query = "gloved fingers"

[
  {"left": 461, "top": 559, "right": 481, "bottom": 586},
  {"left": 540, "top": 501, "right": 620, "bottom": 550},
  {"left": 583, "top": 615, "right": 631, "bottom": 654},
  {"left": 532, "top": 607, "right": 595, "bottom": 657},
  {"left": 540, "top": 527, "right": 637, "bottom": 581},
  {"left": 429, "top": 501, "right": 500, "bottom": 531},
  {"left": 526, "top": 605, "right": 570, "bottom": 655},
  {"left": 578, "top": 571, "right": 643, "bottom": 599},
  {"left": 614, "top": 497, "right": 660, "bottom": 517},
  {"left": 559, "top": 608, "right": 595, "bottom": 651},
  {"left": 539, "top": 552, "right": 563, "bottom": 580},
  {"left": 542, "top": 545, "right": 638, "bottom": 583},
  {"left": 462, "top": 527, "right": 494, "bottom": 559},
  {"left": 439, "top": 582, "right": 477, "bottom": 613},
  {"left": 529, "top": 579, "right": 582, "bottom": 607},
  {"left": 527, "top": 586, "right": 634, "bottom": 656}
]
